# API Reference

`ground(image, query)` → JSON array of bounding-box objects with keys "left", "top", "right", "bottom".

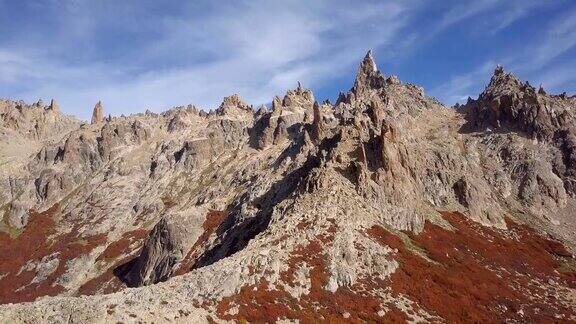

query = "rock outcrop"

[
  {"left": 251, "top": 85, "right": 315, "bottom": 149},
  {"left": 310, "top": 101, "right": 325, "bottom": 143},
  {"left": 91, "top": 101, "right": 104, "bottom": 124},
  {"left": 352, "top": 50, "right": 387, "bottom": 98},
  {"left": 48, "top": 99, "right": 59, "bottom": 111},
  {"left": 215, "top": 94, "right": 253, "bottom": 118},
  {"left": 122, "top": 218, "right": 184, "bottom": 287},
  {"left": 462, "top": 66, "right": 576, "bottom": 198},
  {"left": 0, "top": 51, "right": 575, "bottom": 323}
]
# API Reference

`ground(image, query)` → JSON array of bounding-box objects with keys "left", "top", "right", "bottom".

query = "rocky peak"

[
  {"left": 2, "top": 51, "right": 576, "bottom": 324},
  {"left": 463, "top": 65, "right": 575, "bottom": 142},
  {"left": 271, "top": 96, "right": 282, "bottom": 112},
  {"left": 47, "top": 99, "right": 59, "bottom": 111},
  {"left": 352, "top": 50, "right": 386, "bottom": 97},
  {"left": 216, "top": 94, "right": 252, "bottom": 116},
  {"left": 361, "top": 50, "right": 378, "bottom": 73},
  {"left": 282, "top": 83, "right": 314, "bottom": 107},
  {"left": 481, "top": 66, "right": 524, "bottom": 99},
  {"left": 538, "top": 85, "right": 547, "bottom": 95},
  {"left": 91, "top": 101, "right": 104, "bottom": 124},
  {"left": 494, "top": 64, "right": 504, "bottom": 76}
]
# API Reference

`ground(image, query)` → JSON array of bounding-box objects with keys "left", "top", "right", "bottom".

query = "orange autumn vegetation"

[
  {"left": 0, "top": 205, "right": 107, "bottom": 303},
  {"left": 78, "top": 228, "right": 149, "bottom": 296},
  {"left": 175, "top": 210, "right": 227, "bottom": 275},
  {"left": 368, "top": 212, "right": 576, "bottom": 322},
  {"left": 213, "top": 212, "right": 575, "bottom": 323}
]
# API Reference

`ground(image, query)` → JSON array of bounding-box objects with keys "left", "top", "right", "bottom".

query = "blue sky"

[{"left": 0, "top": 0, "right": 575, "bottom": 120}]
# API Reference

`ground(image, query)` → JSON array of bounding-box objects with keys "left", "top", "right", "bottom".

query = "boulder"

[{"left": 123, "top": 218, "right": 184, "bottom": 287}]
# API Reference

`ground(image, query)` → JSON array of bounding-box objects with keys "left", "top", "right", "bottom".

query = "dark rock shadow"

[
  {"left": 248, "top": 114, "right": 270, "bottom": 149},
  {"left": 192, "top": 133, "right": 341, "bottom": 270},
  {"left": 113, "top": 258, "right": 139, "bottom": 287},
  {"left": 456, "top": 103, "right": 531, "bottom": 139},
  {"left": 364, "top": 135, "right": 382, "bottom": 172},
  {"left": 191, "top": 154, "right": 320, "bottom": 269}
]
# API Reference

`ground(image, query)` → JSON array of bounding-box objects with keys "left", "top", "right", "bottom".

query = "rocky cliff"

[{"left": 0, "top": 52, "right": 574, "bottom": 323}]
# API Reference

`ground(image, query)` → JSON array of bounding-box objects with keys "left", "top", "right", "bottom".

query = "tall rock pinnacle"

[
  {"left": 352, "top": 50, "right": 386, "bottom": 96},
  {"left": 48, "top": 99, "right": 59, "bottom": 111},
  {"left": 310, "top": 101, "right": 324, "bottom": 143},
  {"left": 362, "top": 50, "right": 378, "bottom": 73},
  {"left": 91, "top": 101, "right": 104, "bottom": 124}
]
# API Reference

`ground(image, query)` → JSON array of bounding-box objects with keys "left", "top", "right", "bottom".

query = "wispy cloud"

[
  {"left": 0, "top": 0, "right": 422, "bottom": 119},
  {"left": 529, "top": 9, "right": 576, "bottom": 68},
  {"left": 430, "top": 4, "right": 576, "bottom": 105},
  {"left": 434, "top": 0, "right": 548, "bottom": 35},
  {"left": 429, "top": 61, "right": 497, "bottom": 105},
  {"left": 0, "top": 0, "right": 574, "bottom": 118},
  {"left": 537, "top": 59, "right": 576, "bottom": 91},
  {"left": 437, "top": 0, "right": 501, "bottom": 30}
]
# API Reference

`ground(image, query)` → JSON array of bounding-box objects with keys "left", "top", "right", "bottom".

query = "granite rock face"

[
  {"left": 462, "top": 66, "right": 576, "bottom": 200},
  {"left": 122, "top": 218, "right": 184, "bottom": 287},
  {"left": 0, "top": 52, "right": 575, "bottom": 323}
]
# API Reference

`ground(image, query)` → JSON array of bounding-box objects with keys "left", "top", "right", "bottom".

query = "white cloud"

[
  {"left": 0, "top": 0, "right": 573, "bottom": 119},
  {"left": 0, "top": 0, "right": 420, "bottom": 120},
  {"left": 430, "top": 5, "right": 576, "bottom": 106},
  {"left": 530, "top": 10, "right": 576, "bottom": 68},
  {"left": 437, "top": 0, "right": 501, "bottom": 30},
  {"left": 429, "top": 60, "right": 497, "bottom": 105}
]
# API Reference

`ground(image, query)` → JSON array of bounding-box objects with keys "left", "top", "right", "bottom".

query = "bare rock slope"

[{"left": 0, "top": 52, "right": 575, "bottom": 323}]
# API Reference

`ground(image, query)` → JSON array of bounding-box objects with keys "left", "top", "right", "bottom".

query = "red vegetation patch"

[
  {"left": 78, "top": 229, "right": 150, "bottom": 296},
  {"left": 96, "top": 229, "right": 148, "bottom": 262},
  {"left": 76, "top": 266, "right": 125, "bottom": 296},
  {"left": 213, "top": 213, "right": 575, "bottom": 322},
  {"left": 215, "top": 236, "right": 401, "bottom": 323},
  {"left": 368, "top": 212, "right": 576, "bottom": 323},
  {"left": 0, "top": 205, "right": 108, "bottom": 304},
  {"left": 175, "top": 210, "right": 227, "bottom": 275}
]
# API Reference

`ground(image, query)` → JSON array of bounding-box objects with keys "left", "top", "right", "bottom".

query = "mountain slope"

[{"left": 0, "top": 52, "right": 575, "bottom": 323}]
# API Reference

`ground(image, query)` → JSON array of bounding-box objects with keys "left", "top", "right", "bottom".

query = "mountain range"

[{"left": 0, "top": 51, "right": 575, "bottom": 323}]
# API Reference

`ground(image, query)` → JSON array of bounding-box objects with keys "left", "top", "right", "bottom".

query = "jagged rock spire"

[
  {"left": 538, "top": 84, "right": 547, "bottom": 95},
  {"left": 494, "top": 64, "right": 504, "bottom": 76},
  {"left": 91, "top": 101, "right": 104, "bottom": 124},
  {"left": 310, "top": 101, "right": 324, "bottom": 143},
  {"left": 362, "top": 50, "right": 378, "bottom": 73},
  {"left": 48, "top": 99, "right": 59, "bottom": 111},
  {"left": 352, "top": 50, "right": 386, "bottom": 96},
  {"left": 271, "top": 96, "right": 282, "bottom": 112},
  {"left": 483, "top": 65, "right": 523, "bottom": 97},
  {"left": 216, "top": 94, "right": 252, "bottom": 115}
]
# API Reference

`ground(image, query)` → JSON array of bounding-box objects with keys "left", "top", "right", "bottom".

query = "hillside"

[{"left": 0, "top": 52, "right": 575, "bottom": 323}]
